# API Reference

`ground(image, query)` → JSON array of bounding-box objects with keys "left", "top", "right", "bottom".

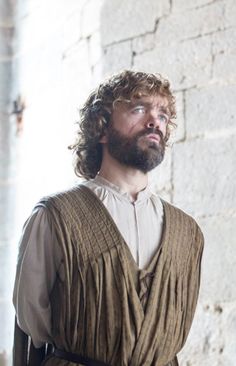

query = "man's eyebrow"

[
  {"left": 129, "top": 101, "right": 170, "bottom": 115},
  {"left": 129, "top": 100, "right": 151, "bottom": 108},
  {"left": 158, "top": 106, "right": 170, "bottom": 116}
]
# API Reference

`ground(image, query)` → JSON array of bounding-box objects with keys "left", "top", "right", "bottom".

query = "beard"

[{"left": 106, "top": 126, "right": 165, "bottom": 173}]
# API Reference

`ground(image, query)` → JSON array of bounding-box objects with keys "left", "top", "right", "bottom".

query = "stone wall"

[
  {"left": 99, "top": 1, "right": 236, "bottom": 364},
  {"left": 0, "top": 0, "right": 235, "bottom": 364},
  {"left": 0, "top": 0, "right": 18, "bottom": 365}
]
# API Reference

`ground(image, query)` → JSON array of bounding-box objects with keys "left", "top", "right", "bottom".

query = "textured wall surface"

[
  {"left": 0, "top": 0, "right": 18, "bottom": 365},
  {"left": 99, "top": 1, "right": 236, "bottom": 364},
  {"left": 0, "top": 0, "right": 235, "bottom": 365}
]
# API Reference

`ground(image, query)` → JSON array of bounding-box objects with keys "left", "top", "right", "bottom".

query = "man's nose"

[{"left": 145, "top": 111, "right": 160, "bottom": 129}]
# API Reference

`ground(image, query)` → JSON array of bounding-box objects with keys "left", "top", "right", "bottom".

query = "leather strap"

[{"left": 53, "top": 348, "right": 110, "bottom": 366}]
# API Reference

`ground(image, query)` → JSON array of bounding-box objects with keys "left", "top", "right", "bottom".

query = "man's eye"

[
  {"left": 132, "top": 106, "right": 145, "bottom": 114},
  {"left": 159, "top": 114, "right": 169, "bottom": 123}
]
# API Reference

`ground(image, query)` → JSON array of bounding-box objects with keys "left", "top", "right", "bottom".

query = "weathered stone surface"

[
  {"left": 100, "top": 0, "right": 170, "bottom": 46},
  {"left": 178, "top": 302, "right": 236, "bottom": 365},
  {"left": 102, "top": 41, "right": 132, "bottom": 75},
  {"left": 213, "top": 52, "right": 236, "bottom": 84},
  {"left": 0, "top": 0, "right": 14, "bottom": 24},
  {"left": 172, "top": 0, "right": 215, "bottom": 11},
  {"left": 199, "top": 216, "right": 236, "bottom": 303},
  {"left": 0, "top": 113, "right": 9, "bottom": 151},
  {"left": 91, "top": 61, "right": 103, "bottom": 87},
  {"left": 15, "top": 2, "right": 68, "bottom": 53},
  {"left": 0, "top": 182, "right": 18, "bottom": 226},
  {"left": 81, "top": 0, "right": 103, "bottom": 38},
  {"left": 172, "top": 91, "right": 185, "bottom": 143},
  {"left": 212, "top": 28, "right": 236, "bottom": 55},
  {"left": 173, "top": 136, "right": 236, "bottom": 217},
  {"left": 224, "top": 0, "right": 236, "bottom": 28},
  {"left": 223, "top": 304, "right": 236, "bottom": 364},
  {"left": 156, "top": 1, "right": 226, "bottom": 43},
  {"left": 0, "top": 27, "right": 13, "bottom": 57},
  {"left": 62, "top": 10, "right": 82, "bottom": 52},
  {"left": 149, "top": 147, "right": 172, "bottom": 193},
  {"left": 134, "top": 35, "right": 212, "bottom": 90},
  {"left": 62, "top": 39, "right": 92, "bottom": 108},
  {"left": 132, "top": 33, "right": 155, "bottom": 55},
  {"left": 185, "top": 84, "right": 236, "bottom": 139},
  {"left": 88, "top": 31, "right": 102, "bottom": 68},
  {"left": 0, "top": 299, "right": 15, "bottom": 362},
  {"left": 0, "top": 242, "right": 17, "bottom": 299},
  {"left": 0, "top": 62, "right": 11, "bottom": 108}
]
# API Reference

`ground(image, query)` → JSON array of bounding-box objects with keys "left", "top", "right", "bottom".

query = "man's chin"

[{"left": 138, "top": 139, "right": 160, "bottom": 151}]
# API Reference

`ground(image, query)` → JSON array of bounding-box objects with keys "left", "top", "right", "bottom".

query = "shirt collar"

[{"left": 92, "top": 175, "right": 155, "bottom": 203}]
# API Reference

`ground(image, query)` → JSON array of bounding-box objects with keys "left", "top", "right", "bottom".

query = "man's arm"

[{"left": 13, "top": 207, "right": 62, "bottom": 348}]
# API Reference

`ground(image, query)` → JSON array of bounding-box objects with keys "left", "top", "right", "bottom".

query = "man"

[{"left": 13, "top": 70, "right": 204, "bottom": 366}]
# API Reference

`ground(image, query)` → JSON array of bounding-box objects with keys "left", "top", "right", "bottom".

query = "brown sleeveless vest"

[{"left": 38, "top": 185, "right": 204, "bottom": 366}]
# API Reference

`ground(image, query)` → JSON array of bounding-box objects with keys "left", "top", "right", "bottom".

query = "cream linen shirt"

[{"left": 13, "top": 176, "right": 164, "bottom": 347}]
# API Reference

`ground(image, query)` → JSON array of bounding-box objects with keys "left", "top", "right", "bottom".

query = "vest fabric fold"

[{"left": 14, "top": 184, "right": 204, "bottom": 366}]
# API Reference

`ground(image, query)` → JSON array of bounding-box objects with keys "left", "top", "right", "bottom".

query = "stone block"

[
  {"left": 0, "top": 183, "right": 18, "bottom": 242},
  {"left": 0, "top": 299, "right": 15, "bottom": 360},
  {"left": 172, "top": 0, "right": 215, "bottom": 11},
  {"left": 102, "top": 41, "right": 132, "bottom": 76},
  {"left": 0, "top": 62, "right": 11, "bottom": 108},
  {"left": 0, "top": 0, "right": 14, "bottom": 24},
  {"left": 81, "top": 0, "right": 103, "bottom": 38},
  {"left": 62, "top": 11, "right": 82, "bottom": 52},
  {"left": 223, "top": 304, "right": 236, "bottom": 364},
  {"left": 213, "top": 52, "right": 236, "bottom": 84},
  {"left": 172, "top": 91, "right": 185, "bottom": 143},
  {"left": 0, "top": 242, "right": 17, "bottom": 299},
  {"left": 212, "top": 28, "right": 236, "bottom": 55},
  {"left": 156, "top": 2, "right": 226, "bottom": 43},
  {"left": 91, "top": 61, "right": 103, "bottom": 88},
  {"left": 172, "top": 136, "right": 236, "bottom": 217},
  {"left": 0, "top": 27, "right": 14, "bottom": 57},
  {"left": 199, "top": 216, "right": 236, "bottom": 303},
  {"left": 0, "top": 113, "right": 9, "bottom": 147},
  {"left": 88, "top": 31, "right": 102, "bottom": 68},
  {"left": 185, "top": 84, "right": 236, "bottom": 139},
  {"left": 132, "top": 33, "right": 156, "bottom": 55},
  {"left": 100, "top": 0, "right": 170, "bottom": 46},
  {"left": 61, "top": 0, "right": 87, "bottom": 18},
  {"left": 133, "top": 35, "right": 212, "bottom": 90},
  {"left": 16, "top": 31, "right": 64, "bottom": 103},
  {"left": 16, "top": 2, "right": 66, "bottom": 54},
  {"left": 178, "top": 302, "right": 236, "bottom": 366},
  {"left": 225, "top": 0, "right": 236, "bottom": 28},
  {"left": 149, "top": 147, "right": 172, "bottom": 193},
  {"left": 62, "top": 39, "right": 92, "bottom": 107}
]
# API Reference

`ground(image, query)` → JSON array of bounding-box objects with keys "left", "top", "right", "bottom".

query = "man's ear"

[
  {"left": 99, "top": 132, "right": 108, "bottom": 144},
  {"left": 99, "top": 112, "right": 110, "bottom": 143}
]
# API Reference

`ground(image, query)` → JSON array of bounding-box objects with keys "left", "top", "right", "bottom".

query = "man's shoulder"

[
  {"left": 37, "top": 183, "right": 90, "bottom": 205},
  {"left": 162, "top": 199, "right": 198, "bottom": 222},
  {"left": 162, "top": 199, "right": 204, "bottom": 240}
]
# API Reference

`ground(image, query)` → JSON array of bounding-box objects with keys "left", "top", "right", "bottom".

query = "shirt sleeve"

[{"left": 13, "top": 206, "right": 63, "bottom": 348}]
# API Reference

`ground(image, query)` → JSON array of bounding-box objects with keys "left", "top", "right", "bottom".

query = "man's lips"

[{"left": 145, "top": 133, "right": 160, "bottom": 142}]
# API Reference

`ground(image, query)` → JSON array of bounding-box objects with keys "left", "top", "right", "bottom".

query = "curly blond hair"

[{"left": 69, "top": 70, "right": 177, "bottom": 180}]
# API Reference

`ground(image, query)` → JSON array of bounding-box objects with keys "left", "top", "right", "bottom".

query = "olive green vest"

[{"left": 38, "top": 185, "right": 204, "bottom": 366}]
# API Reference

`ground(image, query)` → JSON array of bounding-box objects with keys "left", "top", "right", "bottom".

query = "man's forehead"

[
  {"left": 112, "top": 93, "right": 170, "bottom": 114},
  {"left": 130, "top": 94, "right": 169, "bottom": 107}
]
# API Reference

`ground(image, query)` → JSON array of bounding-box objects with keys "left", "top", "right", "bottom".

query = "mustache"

[{"left": 136, "top": 128, "right": 164, "bottom": 141}]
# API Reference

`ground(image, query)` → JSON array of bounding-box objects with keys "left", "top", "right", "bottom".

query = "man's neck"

[{"left": 98, "top": 153, "right": 148, "bottom": 202}]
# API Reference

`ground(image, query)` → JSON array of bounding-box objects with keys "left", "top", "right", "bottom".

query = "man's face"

[{"left": 103, "top": 94, "right": 170, "bottom": 173}]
